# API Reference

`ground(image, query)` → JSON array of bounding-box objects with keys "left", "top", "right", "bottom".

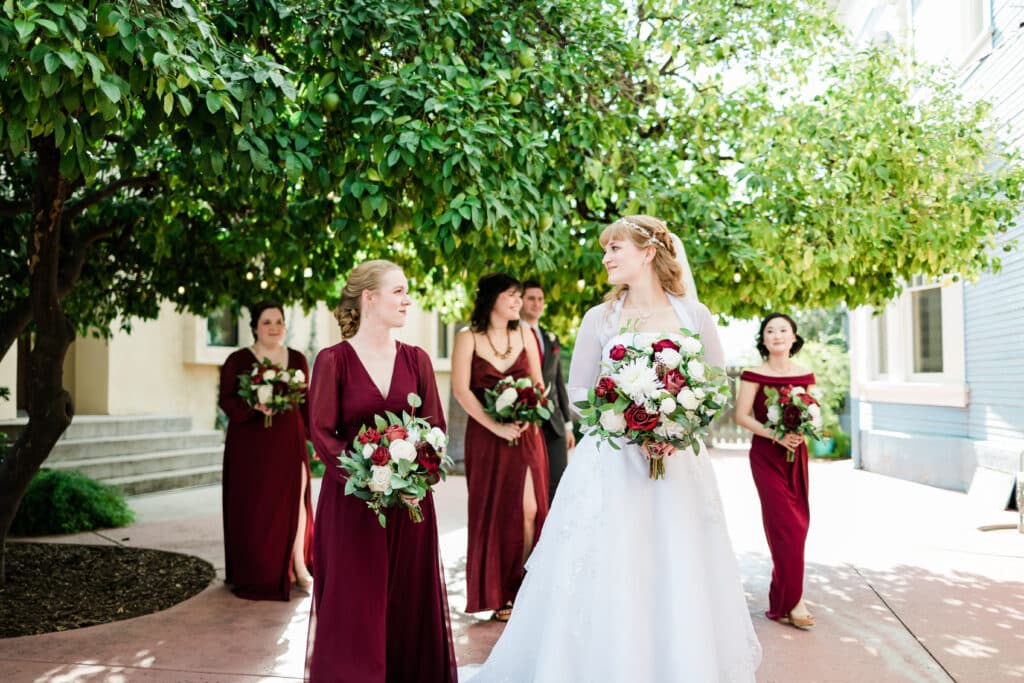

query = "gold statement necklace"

[{"left": 485, "top": 326, "right": 513, "bottom": 360}]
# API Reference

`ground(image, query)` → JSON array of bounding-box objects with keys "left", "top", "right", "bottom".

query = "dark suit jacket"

[{"left": 536, "top": 324, "right": 572, "bottom": 439}]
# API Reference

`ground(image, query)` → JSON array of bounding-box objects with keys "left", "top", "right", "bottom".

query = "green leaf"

[{"left": 98, "top": 77, "right": 121, "bottom": 104}]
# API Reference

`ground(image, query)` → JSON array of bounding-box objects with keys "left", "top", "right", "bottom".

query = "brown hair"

[
  {"left": 333, "top": 260, "right": 403, "bottom": 339},
  {"left": 599, "top": 215, "right": 686, "bottom": 302}
]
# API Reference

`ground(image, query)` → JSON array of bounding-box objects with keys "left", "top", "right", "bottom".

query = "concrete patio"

[{"left": 1, "top": 450, "right": 1021, "bottom": 682}]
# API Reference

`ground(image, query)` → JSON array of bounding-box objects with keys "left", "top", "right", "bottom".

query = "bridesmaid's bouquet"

[
  {"left": 574, "top": 331, "right": 730, "bottom": 479},
  {"left": 339, "top": 393, "right": 454, "bottom": 527},
  {"left": 483, "top": 376, "right": 552, "bottom": 445},
  {"left": 237, "top": 357, "right": 307, "bottom": 428},
  {"left": 762, "top": 385, "right": 823, "bottom": 462}
]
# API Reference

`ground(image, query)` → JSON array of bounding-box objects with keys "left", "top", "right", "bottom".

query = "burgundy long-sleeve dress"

[
  {"left": 741, "top": 370, "right": 815, "bottom": 620},
  {"left": 219, "top": 347, "right": 314, "bottom": 601},
  {"left": 306, "top": 340, "right": 457, "bottom": 683},
  {"left": 464, "top": 348, "right": 550, "bottom": 613}
]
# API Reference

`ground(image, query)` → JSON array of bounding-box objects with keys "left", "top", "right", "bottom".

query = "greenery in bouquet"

[
  {"left": 762, "top": 385, "right": 824, "bottom": 462},
  {"left": 483, "top": 376, "right": 551, "bottom": 444},
  {"left": 339, "top": 393, "right": 453, "bottom": 528},
  {"left": 237, "top": 357, "right": 307, "bottom": 427},
  {"left": 574, "top": 330, "right": 730, "bottom": 478}
]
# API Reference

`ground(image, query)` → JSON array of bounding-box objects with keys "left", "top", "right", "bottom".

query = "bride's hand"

[{"left": 642, "top": 442, "right": 675, "bottom": 460}]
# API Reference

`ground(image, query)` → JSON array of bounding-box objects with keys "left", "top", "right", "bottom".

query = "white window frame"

[
  {"left": 851, "top": 278, "right": 968, "bottom": 408},
  {"left": 183, "top": 310, "right": 250, "bottom": 366},
  {"left": 909, "top": 0, "right": 992, "bottom": 71}
]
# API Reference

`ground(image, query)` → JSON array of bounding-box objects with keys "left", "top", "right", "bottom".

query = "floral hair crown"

[{"left": 620, "top": 218, "right": 665, "bottom": 248}]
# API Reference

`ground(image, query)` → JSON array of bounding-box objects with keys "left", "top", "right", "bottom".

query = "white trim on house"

[{"left": 850, "top": 278, "right": 967, "bottom": 408}]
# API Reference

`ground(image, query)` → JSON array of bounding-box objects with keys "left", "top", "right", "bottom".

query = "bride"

[{"left": 469, "top": 215, "right": 761, "bottom": 682}]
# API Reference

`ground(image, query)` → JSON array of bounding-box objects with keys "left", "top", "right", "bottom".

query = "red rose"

[
  {"left": 383, "top": 425, "right": 408, "bottom": 442},
  {"left": 370, "top": 445, "right": 391, "bottom": 466},
  {"left": 662, "top": 369, "right": 687, "bottom": 395},
  {"left": 624, "top": 403, "right": 659, "bottom": 431},
  {"left": 652, "top": 339, "right": 680, "bottom": 353},
  {"left": 595, "top": 377, "right": 619, "bottom": 401},
  {"left": 416, "top": 441, "right": 441, "bottom": 471},
  {"left": 781, "top": 404, "right": 803, "bottom": 431},
  {"left": 797, "top": 392, "right": 817, "bottom": 406},
  {"left": 517, "top": 386, "right": 539, "bottom": 408},
  {"left": 357, "top": 428, "right": 381, "bottom": 445},
  {"left": 609, "top": 345, "right": 627, "bottom": 361}
]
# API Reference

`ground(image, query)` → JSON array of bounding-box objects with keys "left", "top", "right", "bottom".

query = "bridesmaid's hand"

[
  {"left": 401, "top": 494, "right": 420, "bottom": 508},
  {"left": 492, "top": 422, "right": 522, "bottom": 442},
  {"left": 780, "top": 433, "right": 804, "bottom": 452},
  {"left": 255, "top": 403, "right": 273, "bottom": 416}
]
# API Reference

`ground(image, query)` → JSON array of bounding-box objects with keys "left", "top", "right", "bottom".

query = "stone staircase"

[{"left": 0, "top": 415, "right": 224, "bottom": 495}]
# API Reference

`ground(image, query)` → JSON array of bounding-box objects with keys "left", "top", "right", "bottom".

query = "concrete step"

[
  {"left": 105, "top": 465, "right": 224, "bottom": 496},
  {"left": 48, "top": 447, "right": 224, "bottom": 481},
  {"left": 48, "top": 431, "right": 223, "bottom": 462},
  {"left": 0, "top": 415, "right": 194, "bottom": 441}
]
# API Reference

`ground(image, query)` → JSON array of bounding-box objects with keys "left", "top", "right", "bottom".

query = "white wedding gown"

[{"left": 469, "top": 296, "right": 761, "bottom": 682}]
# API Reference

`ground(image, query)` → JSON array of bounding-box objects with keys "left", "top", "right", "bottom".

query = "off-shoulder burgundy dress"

[
  {"left": 219, "top": 347, "right": 314, "bottom": 601},
  {"left": 741, "top": 370, "right": 815, "bottom": 620},
  {"left": 464, "top": 347, "right": 550, "bottom": 613},
  {"left": 305, "top": 340, "right": 456, "bottom": 683}
]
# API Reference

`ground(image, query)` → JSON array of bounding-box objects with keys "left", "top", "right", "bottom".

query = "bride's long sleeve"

[{"left": 567, "top": 304, "right": 606, "bottom": 418}]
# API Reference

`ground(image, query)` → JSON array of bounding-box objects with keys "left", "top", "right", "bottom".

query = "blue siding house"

[{"left": 841, "top": 0, "right": 1023, "bottom": 500}]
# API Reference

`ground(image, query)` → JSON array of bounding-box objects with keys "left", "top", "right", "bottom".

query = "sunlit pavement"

[{"left": 1, "top": 450, "right": 1021, "bottom": 682}]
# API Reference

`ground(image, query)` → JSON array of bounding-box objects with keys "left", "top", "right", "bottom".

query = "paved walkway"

[{"left": 1, "top": 450, "right": 1021, "bottom": 682}]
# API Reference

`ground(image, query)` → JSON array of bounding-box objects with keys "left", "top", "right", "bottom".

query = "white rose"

[
  {"left": 388, "top": 439, "right": 417, "bottom": 462},
  {"left": 680, "top": 336, "right": 703, "bottom": 354},
  {"left": 811, "top": 413, "right": 823, "bottom": 429},
  {"left": 656, "top": 348, "right": 682, "bottom": 368},
  {"left": 262, "top": 369, "right": 277, "bottom": 382},
  {"left": 256, "top": 384, "right": 274, "bottom": 405},
  {"left": 686, "top": 360, "right": 706, "bottom": 381},
  {"left": 678, "top": 388, "right": 700, "bottom": 411},
  {"left": 278, "top": 370, "right": 290, "bottom": 383},
  {"left": 369, "top": 465, "right": 392, "bottom": 492},
  {"left": 808, "top": 404, "right": 821, "bottom": 418},
  {"left": 362, "top": 443, "right": 375, "bottom": 459},
  {"left": 766, "top": 404, "right": 781, "bottom": 424},
  {"left": 713, "top": 393, "right": 728, "bottom": 406},
  {"left": 659, "top": 397, "right": 677, "bottom": 414},
  {"left": 406, "top": 428, "right": 421, "bottom": 444},
  {"left": 293, "top": 369, "right": 306, "bottom": 383},
  {"left": 654, "top": 420, "right": 686, "bottom": 440},
  {"left": 693, "top": 388, "right": 706, "bottom": 400},
  {"left": 494, "top": 387, "right": 518, "bottom": 413},
  {"left": 426, "top": 427, "right": 447, "bottom": 450},
  {"left": 792, "top": 386, "right": 805, "bottom": 395},
  {"left": 599, "top": 408, "right": 627, "bottom": 433}
]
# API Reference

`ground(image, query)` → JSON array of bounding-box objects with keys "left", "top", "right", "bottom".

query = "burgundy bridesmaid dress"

[
  {"left": 741, "top": 370, "right": 815, "bottom": 620},
  {"left": 219, "top": 347, "right": 314, "bottom": 601},
  {"left": 464, "top": 348, "right": 550, "bottom": 614},
  {"left": 306, "top": 341, "right": 457, "bottom": 683}
]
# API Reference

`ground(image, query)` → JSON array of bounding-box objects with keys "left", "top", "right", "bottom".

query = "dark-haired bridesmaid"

[{"left": 735, "top": 312, "right": 816, "bottom": 629}]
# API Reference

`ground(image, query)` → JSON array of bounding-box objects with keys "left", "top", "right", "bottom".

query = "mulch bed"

[{"left": 0, "top": 542, "right": 214, "bottom": 638}]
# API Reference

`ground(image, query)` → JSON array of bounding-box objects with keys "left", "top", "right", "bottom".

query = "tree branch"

[{"left": 64, "top": 172, "right": 162, "bottom": 219}]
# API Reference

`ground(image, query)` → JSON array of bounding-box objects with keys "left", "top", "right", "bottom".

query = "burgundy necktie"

[{"left": 531, "top": 326, "right": 544, "bottom": 363}]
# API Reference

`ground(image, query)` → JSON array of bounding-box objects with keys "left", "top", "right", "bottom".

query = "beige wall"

[{"left": 0, "top": 349, "right": 15, "bottom": 420}]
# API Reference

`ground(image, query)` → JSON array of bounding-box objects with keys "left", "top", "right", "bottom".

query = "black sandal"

[{"left": 491, "top": 601, "right": 513, "bottom": 622}]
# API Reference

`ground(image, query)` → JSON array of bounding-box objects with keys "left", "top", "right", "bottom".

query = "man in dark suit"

[{"left": 521, "top": 280, "right": 575, "bottom": 503}]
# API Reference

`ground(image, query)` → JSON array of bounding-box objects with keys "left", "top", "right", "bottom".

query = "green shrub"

[
  {"left": 832, "top": 430, "right": 852, "bottom": 459},
  {"left": 308, "top": 440, "right": 325, "bottom": 478},
  {"left": 798, "top": 340, "right": 850, "bottom": 435},
  {"left": 11, "top": 469, "right": 135, "bottom": 536}
]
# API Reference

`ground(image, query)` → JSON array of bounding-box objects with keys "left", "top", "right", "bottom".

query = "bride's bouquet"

[
  {"left": 237, "top": 357, "right": 307, "bottom": 428},
  {"left": 483, "top": 376, "right": 551, "bottom": 445},
  {"left": 763, "top": 385, "right": 823, "bottom": 462},
  {"left": 574, "top": 331, "right": 730, "bottom": 479},
  {"left": 339, "top": 393, "right": 453, "bottom": 527}
]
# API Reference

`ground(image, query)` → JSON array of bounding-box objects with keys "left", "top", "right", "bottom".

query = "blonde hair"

[
  {"left": 599, "top": 215, "right": 686, "bottom": 302},
  {"left": 333, "top": 260, "right": 403, "bottom": 339}
]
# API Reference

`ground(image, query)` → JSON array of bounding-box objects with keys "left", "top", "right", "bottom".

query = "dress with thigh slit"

[{"left": 464, "top": 346, "right": 550, "bottom": 613}]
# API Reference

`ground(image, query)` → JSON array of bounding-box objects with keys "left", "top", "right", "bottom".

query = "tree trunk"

[{"left": 0, "top": 137, "right": 75, "bottom": 585}]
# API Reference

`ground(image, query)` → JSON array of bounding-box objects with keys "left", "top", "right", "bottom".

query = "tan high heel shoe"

[{"left": 778, "top": 611, "right": 815, "bottom": 629}]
